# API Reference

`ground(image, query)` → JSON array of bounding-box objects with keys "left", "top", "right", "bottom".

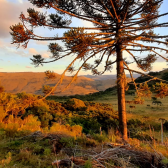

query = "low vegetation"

[
  {"left": 0, "top": 70, "right": 168, "bottom": 167},
  {"left": 0, "top": 85, "right": 168, "bottom": 167}
]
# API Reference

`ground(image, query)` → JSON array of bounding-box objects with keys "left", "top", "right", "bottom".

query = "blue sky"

[{"left": 0, "top": 0, "right": 168, "bottom": 75}]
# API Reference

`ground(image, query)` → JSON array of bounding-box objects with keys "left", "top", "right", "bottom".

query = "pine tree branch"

[
  {"left": 39, "top": 52, "right": 73, "bottom": 64},
  {"left": 92, "top": 49, "right": 107, "bottom": 69},
  {"left": 99, "top": 0, "right": 116, "bottom": 22},
  {"left": 123, "top": 11, "right": 168, "bottom": 29},
  {"left": 151, "top": 50, "right": 168, "bottom": 61},
  {"left": 128, "top": 0, "right": 149, "bottom": 18},
  {"left": 41, "top": 52, "right": 84, "bottom": 100},
  {"left": 129, "top": 42, "right": 168, "bottom": 53},
  {"left": 124, "top": 67, "right": 168, "bottom": 84},
  {"left": 57, "top": 47, "right": 106, "bottom": 93},
  {"left": 126, "top": 50, "right": 148, "bottom": 72},
  {"left": 109, "top": 0, "right": 119, "bottom": 22},
  {"left": 51, "top": 4, "right": 109, "bottom": 27},
  {"left": 123, "top": 61, "right": 139, "bottom": 96}
]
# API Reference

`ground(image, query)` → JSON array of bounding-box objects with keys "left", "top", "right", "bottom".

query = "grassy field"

[
  {"left": 48, "top": 92, "right": 168, "bottom": 141},
  {"left": 90, "top": 94, "right": 168, "bottom": 141},
  {"left": 93, "top": 94, "right": 168, "bottom": 120},
  {"left": 49, "top": 91, "right": 168, "bottom": 122}
]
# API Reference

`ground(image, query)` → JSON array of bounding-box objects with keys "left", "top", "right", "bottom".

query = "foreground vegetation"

[{"left": 0, "top": 89, "right": 168, "bottom": 167}]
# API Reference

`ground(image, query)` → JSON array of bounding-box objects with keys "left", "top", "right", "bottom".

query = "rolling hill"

[{"left": 0, "top": 72, "right": 118, "bottom": 96}]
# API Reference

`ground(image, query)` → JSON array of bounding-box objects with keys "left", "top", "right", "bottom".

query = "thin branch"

[
  {"left": 41, "top": 52, "right": 73, "bottom": 64},
  {"left": 128, "top": 0, "right": 149, "bottom": 19},
  {"left": 41, "top": 53, "right": 82, "bottom": 100},
  {"left": 123, "top": 61, "right": 139, "bottom": 96},
  {"left": 101, "top": 48, "right": 116, "bottom": 74},
  {"left": 51, "top": 4, "right": 109, "bottom": 27},
  {"left": 92, "top": 49, "right": 107, "bottom": 69},
  {"left": 110, "top": 0, "right": 119, "bottom": 22},
  {"left": 124, "top": 68, "right": 168, "bottom": 84},
  {"left": 123, "top": 12, "right": 168, "bottom": 30},
  {"left": 100, "top": 0, "right": 116, "bottom": 22},
  {"left": 151, "top": 50, "right": 168, "bottom": 62},
  {"left": 58, "top": 48, "right": 106, "bottom": 93}
]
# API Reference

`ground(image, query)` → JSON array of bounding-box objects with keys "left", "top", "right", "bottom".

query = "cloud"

[
  {"left": 0, "top": 39, "right": 28, "bottom": 57},
  {"left": 43, "top": 52, "right": 50, "bottom": 58},
  {"left": 29, "top": 48, "right": 38, "bottom": 55},
  {"left": 35, "top": 41, "right": 49, "bottom": 45},
  {"left": 18, "top": 0, "right": 23, "bottom": 3},
  {"left": 26, "top": 66, "right": 32, "bottom": 68},
  {"left": 80, "top": 20, "right": 100, "bottom": 33},
  {"left": 29, "top": 48, "right": 50, "bottom": 58},
  {"left": 0, "top": 68, "right": 4, "bottom": 69},
  {"left": 0, "top": 0, "right": 38, "bottom": 38}
]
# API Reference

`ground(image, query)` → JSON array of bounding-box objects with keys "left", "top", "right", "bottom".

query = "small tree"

[
  {"left": 42, "top": 85, "right": 54, "bottom": 95},
  {"left": 10, "top": 0, "right": 168, "bottom": 140}
]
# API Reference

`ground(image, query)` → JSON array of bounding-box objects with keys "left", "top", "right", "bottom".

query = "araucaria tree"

[{"left": 10, "top": 0, "right": 168, "bottom": 140}]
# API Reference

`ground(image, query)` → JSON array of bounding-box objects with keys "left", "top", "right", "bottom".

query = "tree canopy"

[{"left": 10, "top": 0, "right": 168, "bottom": 140}]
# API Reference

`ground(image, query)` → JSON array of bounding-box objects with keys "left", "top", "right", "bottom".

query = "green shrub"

[
  {"left": 8, "top": 140, "right": 23, "bottom": 148},
  {"left": 60, "top": 137, "right": 75, "bottom": 148},
  {"left": 93, "top": 133, "right": 108, "bottom": 143},
  {"left": 65, "top": 98, "right": 86, "bottom": 111},
  {"left": 161, "top": 158, "right": 168, "bottom": 164},
  {"left": 24, "top": 106, "right": 52, "bottom": 128},
  {"left": 33, "top": 144, "right": 44, "bottom": 155},
  {"left": 127, "top": 119, "right": 145, "bottom": 129},
  {"left": 77, "top": 136, "right": 97, "bottom": 147},
  {"left": 70, "top": 117, "right": 101, "bottom": 134},
  {"left": 84, "top": 159, "right": 92, "bottom": 168},
  {"left": 43, "top": 148, "right": 51, "bottom": 156}
]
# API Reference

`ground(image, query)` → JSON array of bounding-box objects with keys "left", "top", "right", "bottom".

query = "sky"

[{"left": 0, "top": 0, "right": 168, "bottom": 76}]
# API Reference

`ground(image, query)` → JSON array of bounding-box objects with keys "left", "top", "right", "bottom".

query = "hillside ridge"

[{"left": 0, "top": 72, "right": 116, "bottom": 96}]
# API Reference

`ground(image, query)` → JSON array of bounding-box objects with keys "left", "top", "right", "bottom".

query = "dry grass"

[{"left": 93, "top": 94, "right": 168, "bottom": 121}]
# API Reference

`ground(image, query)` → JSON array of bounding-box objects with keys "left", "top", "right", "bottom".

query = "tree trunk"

[{"left": 116, "top": 43, "right": 128, "bottom": 140}]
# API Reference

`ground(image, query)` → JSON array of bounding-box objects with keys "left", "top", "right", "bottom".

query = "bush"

[
  {"left": 70, "top": 117, "right": 101, "bottom": 134},
  {"left": 43, "top": 148, "right": 51, "bottom": 156},
  {"left": 76, "top": 136, "right": 97, "bottom": 147},
  {"left": 84, "top": 159, "right": 92, "bottom": 168},
  {"left": 127, "top": 119, "right": 145, "bottom": 129},
  {"left": 92, "top": 133, "right": 108, "bottom": 143},
  {"left": 25, "top": 106, "right": 52, "bottom": 128},
  {"left": 65, "top": 98, "right": 86, "bottom": 111},
  {"left": 60, "top": 137, "right": 75, "bottom": 148},
  {"left": 49, "top": 123, "right": 82, "bottom": 137},
  {"left": 0, "top": 114, "right": 41, "bottom": 138}
]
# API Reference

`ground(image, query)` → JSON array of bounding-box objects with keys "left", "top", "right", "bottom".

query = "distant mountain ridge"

[
  {"left": 0, "top": 72, "right": 119, "bottom": 96},
  {"left": 82, "top": 74, "right": 140, "bottom": 80}
]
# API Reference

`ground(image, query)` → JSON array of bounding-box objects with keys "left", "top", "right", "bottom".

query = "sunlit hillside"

[{"left": 0, "top": 72, "right": 118, "bottom": 96}]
